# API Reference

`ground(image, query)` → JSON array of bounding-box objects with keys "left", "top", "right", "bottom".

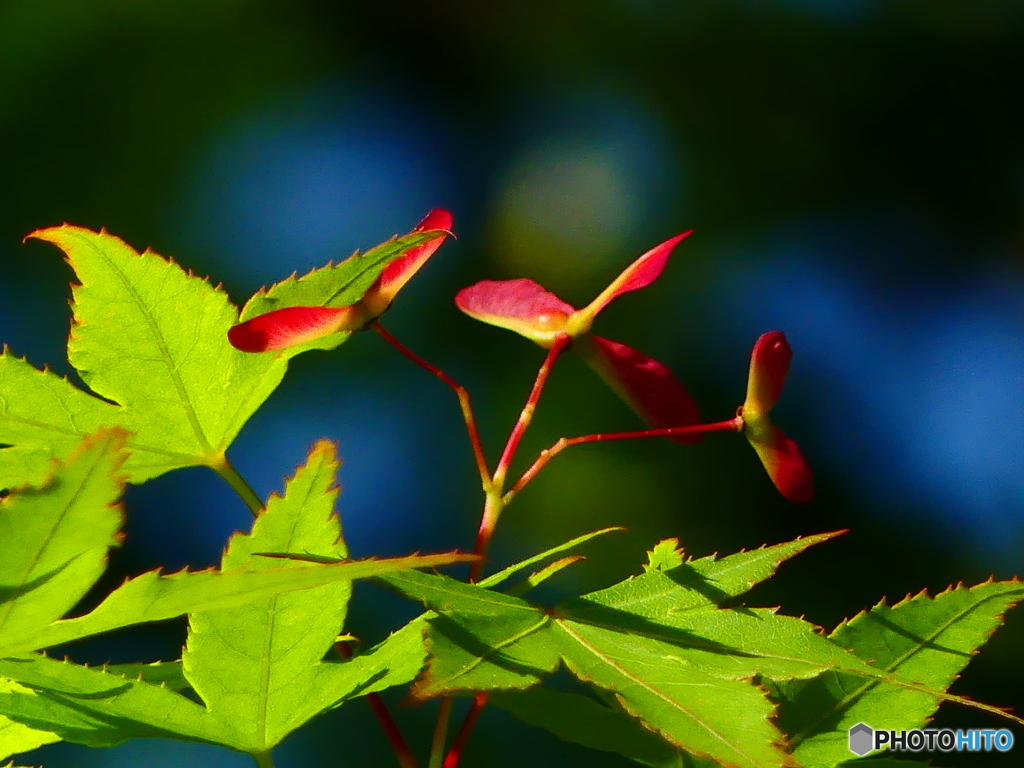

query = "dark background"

[{"left": 2, "top": 1, "right": 1022, "bottom": 765}]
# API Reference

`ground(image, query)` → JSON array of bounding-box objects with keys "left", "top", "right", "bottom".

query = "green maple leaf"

[
  {"left": 390, "top": 577, "right": 788, "bottom": 768},
  {"left": 572, "top": 530, "right": 845, "bottom": 619},
  {"left": 1, "top": 657, "right": 186, "bottom": 758},
  {"left": 644, "top": 538, "right": 685, "bottom": 573},
  {"left": 0, "top": 428, "right": 127, "bottom": 649},
  {"left": 0, "top": 624, "right": 435, "bottom": 757},
  {"left": 778, "top": 579, "right": 1024, "bottom": 768},
  {"left": 839, "top": 761, "right": 937, "bottom": 768},
  {"left": 0, "top": 434, "right": 468, "bottom": 765},
  {"left": 238, "top": 230, "right": 442, "bottom": 334},
  {"left": 0, "top": 225, "right": 434, "bottom": 489},
  {"left": 102, "top": 662, "right": 191, "bottom": 691},
  {"left": 0, "top": 654, "right": 233, "bottom": 748},
  {"left": 550, "top": 619, "right": 785, "bottom": 768},
  {"left": 380, "top": 533, "right": 861, "bottom": 768},
  {"left": 0, "top": 545, "right": 474, "bottom": 660},
  {"left": 492, "top": 687, "right": 706, "bottom": 768},
  {"left": 0, "top": 680, "right": 60, "bottom": 763},
  {"left": 182, "top": 439, "right": 422, "bottom": 752},
  {"left": 340, "top": 528, "right": 625, "bottom": 711},
  {"left": 384, "top": 532, "right": 1009, "bottom": 768},
  {"left": 181, "top": 439, "right": 353, "bottom": 749},
  {"left": 0, "top": 440, "right": 468, "bottom": 759},
  {"left": 0, "top": 427, "right": 127, "bottom": 763},
  {"left": 477, "top": 527, "right": 623, "bottom": 589}
]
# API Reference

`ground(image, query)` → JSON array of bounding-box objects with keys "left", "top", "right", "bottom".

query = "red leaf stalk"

[
  {"left": 492, "top": 334, "right": 572, "bottom": 488},
  {"left": 443, "top": 693, "right": 488, "bottom": 768},
  {"left": 373, "top": 323, "right": 490, "bottom": 487},
  {"left": 505, "top": 417, "right": 744, "bottom": 502},
  {"left": 335, "top": 640, "right": 420, "bottom": 768},
  {"left": 471, "top": 334, "right": 571, "bottom": 583}
]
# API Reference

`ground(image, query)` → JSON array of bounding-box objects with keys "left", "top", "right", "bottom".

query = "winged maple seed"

[
  {"left": 455, "top": 232, "right": 702, "bottom": 442},
  {"left": 740, "top": 331, "right": 813, "bottom": 503},
  {"left": 227, "top": 208, "right": 454, "bottom": 352},
  {"left": 451, "top": 231, "right": 813, "bottom": 502}
]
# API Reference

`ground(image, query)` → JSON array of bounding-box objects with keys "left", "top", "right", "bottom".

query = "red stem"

[
  {"left": 335, "top": 641, "right": 420, "bottom": 768},
  {"left": 492, "top": 334, "right": 571, "bottom": 487},
  {"left": 468, "top": 490, "right": 502, "bottom": 583},
  {"left": 443, "top": 693, "right": 488, "bottom": 768},
  {"left": 373, "top": 322, "right": 491, "bottom": 487},
  {"left": 505, "top": 417, "right": 743, "bottom": 501},
  {"left": 454, "top": 338, "right": 571, "bottom": 751},
  {"left": 469, "top": 335, "right": 571, "bottom": 583}
]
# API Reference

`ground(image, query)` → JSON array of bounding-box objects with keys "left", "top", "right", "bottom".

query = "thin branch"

[
  {"left": 210, "top": 455, "right": 264, "bottom": 516},
  {"left": 334, "top": 641, "right": 421, "bottom": 768},
  {"left": 428, "top": 697, "right": 455, "bottom": 768},
  {"left": 443, "top": 693, "right": 488, "bottom": 768},
  {"left": 469, "top": 489, "right": 504, "bottom": 584},
  {"left": 373, "top": 322, "right": 491, "bottom": 487},
  {"left": 491, "top": 334, "right": 571, "bottom": 488},
  {"left": 505, "top": 417, "right": 744, "bottom": 502},
  {"left": 449, "top": 340, "right": 571, "bottom": 753}
]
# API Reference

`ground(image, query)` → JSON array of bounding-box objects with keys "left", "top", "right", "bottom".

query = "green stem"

[
  {"left": 211, "top": 455, "right": 264, "bottom": 516},
  {"left": 252, "top": 751, "right": 275, "bottom": 768},
  {"left": 428, "top": 697, "right": 455, "bottom": 768}
]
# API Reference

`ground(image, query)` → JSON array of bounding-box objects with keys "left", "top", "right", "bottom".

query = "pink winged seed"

[
  {"left": 741, "top": 331, "right": 813, "bottom": 503},
  {"left": 580, "top": 335, "right": 702, "bottom": 443},
  {"left": 229, "top": 209, "right": 454, "bottom": 353},
  {"left": 372, "top": 208, "right": 454, "bottom": 305},
  {"left": 227, "top": 305, "right": 360, "bottom": 353},
  {"left": 745, "top": 331, "right": 792, "bottom": 416},
  {"left": 455, "top": 279, "right": 576, "bottom": 338},
  {"left": 580, "top": 230, "right": 693, "bottom": 319},
  {"left": 748, "top": 423, "right": 813, "bottom": 503}
]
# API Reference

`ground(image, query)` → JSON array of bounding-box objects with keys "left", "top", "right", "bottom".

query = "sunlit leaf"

[
  {"left": 236, "top": 229, "right": 449, "bottom": 354},
  {"left": 644, "top": 539, "right": 684, "bottom": 573},
  {"left": 478, "top": 527, "right": 624, "bottom": 589},
  {"left": 492, "top": 687, "right": 697, "bottom": 768},
  {"left": 567, "top": 531, "right": 844, "bottom": 619},
  {"left": 779, "top": 579, "right": 1024, "bottom": 767},
  {"left": 0, "top": 550, "right": 476, "bottom": 658},
  {"left": 395, "top": 534, "right": 1003, "bottom": 768},
  {"left": 0, "top": 654, "right": 230, "bottom": 748},
  {"left": 0, "top": 429, "right": 126, "bottom": 645},
  {"left": 0, "top": 680, "right": 60, "bottom": 762},
  {"left": 2, "top": 225, "right": 424, "bottom": 488},
  {"left": 182, "top": 440, "right": 354, "bottom": 751}
]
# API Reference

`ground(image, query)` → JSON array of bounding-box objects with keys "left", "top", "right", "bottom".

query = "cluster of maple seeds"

[
  {"left": 228, "top": 209, "right": 812, "bottom": 768},
  {"left": 227, "top": 209, "right": 812, "bottom": 504}
]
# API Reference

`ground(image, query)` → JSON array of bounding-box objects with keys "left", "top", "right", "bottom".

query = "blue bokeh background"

[{"left": 2, "top": 0, "right": 1022, "bottom": 765}]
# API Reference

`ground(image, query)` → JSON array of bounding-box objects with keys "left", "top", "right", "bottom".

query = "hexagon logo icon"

[{"left": 848, "top": 722, "right": 874, "bottom": 756}]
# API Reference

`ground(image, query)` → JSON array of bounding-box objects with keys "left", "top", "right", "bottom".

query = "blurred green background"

[{"left": 2, "top": 0, "right": 1023, "bottom": 765}]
